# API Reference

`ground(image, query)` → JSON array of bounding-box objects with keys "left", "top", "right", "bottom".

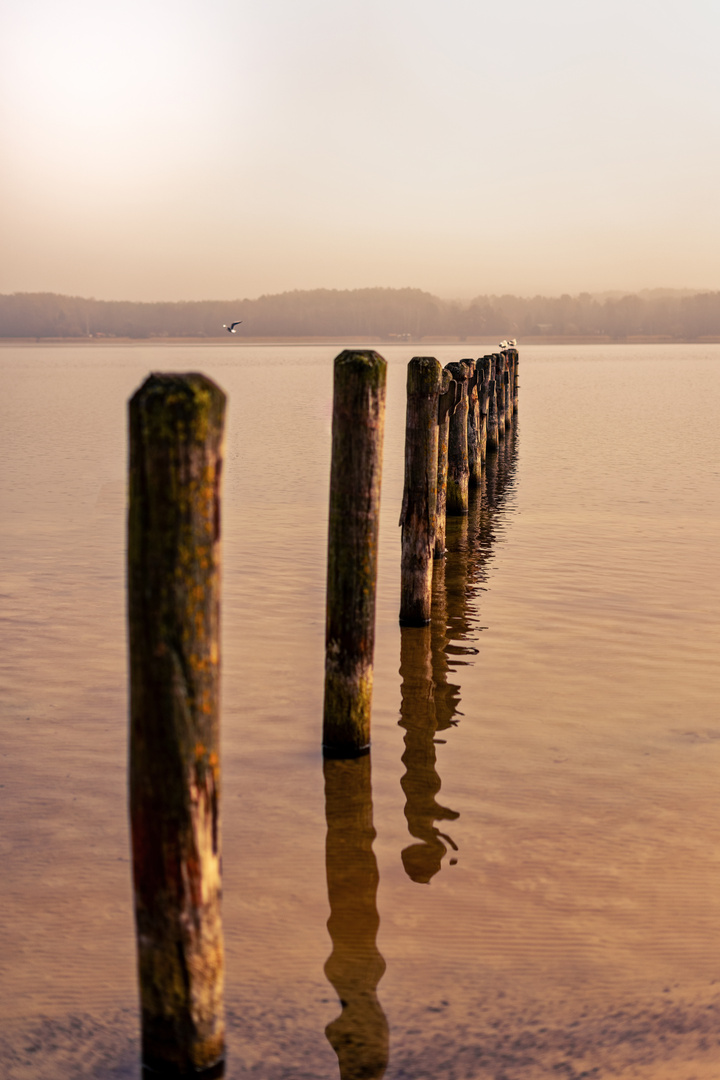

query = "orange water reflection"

[
  {"left": 323, "top": 756, "right": 388, "bottom": 1080},
  {"left": 398, "top": 430, "right": 519, "bottom": 883}
]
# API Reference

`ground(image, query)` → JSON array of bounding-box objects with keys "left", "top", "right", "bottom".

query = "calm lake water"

[{"left": 1, "top": 343, "right": 719, "bottom": 1080}]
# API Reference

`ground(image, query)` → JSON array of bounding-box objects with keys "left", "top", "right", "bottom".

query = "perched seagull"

[
  {"left": 499, "top": 339, "right": 509, "bottom": 349},
  {"left": 223, "top": 321, "right": 243, "bottom": 334},
  {"left": 508, "top": 338, "right": 517, "bottom": 347}
]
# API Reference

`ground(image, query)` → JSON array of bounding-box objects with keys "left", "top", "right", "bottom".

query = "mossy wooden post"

[
  {"left": 323, "top": 350, "right": 387, "bottom": 758},
  {"left": 512, "top": 348, "right": 519, "bottom": 410},
  {"left": 465, "top": 360, "right": 482, "bottom": 488},
  {"left": 434, "top": 370, "right": 455, "bottom": 559},
  {"left": 445, "top": 360, "right": 471, "bottom": 516},
  {"left": 479, "top": 357, "right": 491, "bottom": 463},
  {"left": 495, "top": 355, "right": 507, "bottom": 440},
  {"left": 400, "top": 357, "right": 444, "bottom": 626},
  {"left": 487, "top": 374, "right": 500, "bottom": 452},
  {"left": 128, "top": 373, "right": 226, "bottom": 1079},
  {"left": 505, "top": 352, "right": 514, "bottom": 420}
]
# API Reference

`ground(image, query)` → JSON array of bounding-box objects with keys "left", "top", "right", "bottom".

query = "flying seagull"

[{"left": 223, "top": 321, "right": 242, "bottom": 334}]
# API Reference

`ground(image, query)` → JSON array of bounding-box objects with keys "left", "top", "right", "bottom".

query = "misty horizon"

[
  {"left": 1, "top": 285, "right": 714, "bottom": 306},
  {"left": 5, "top": 285, "right": 720, "bottom": 341}
]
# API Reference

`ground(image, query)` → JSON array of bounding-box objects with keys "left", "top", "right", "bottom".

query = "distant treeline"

[{"left": 2, "top": 287, "right": 720, "bottom": 340}]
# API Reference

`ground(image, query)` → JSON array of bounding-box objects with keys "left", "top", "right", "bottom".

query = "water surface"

[{"left": 1, "top": 343, "right": 719, "bottom": 1079}]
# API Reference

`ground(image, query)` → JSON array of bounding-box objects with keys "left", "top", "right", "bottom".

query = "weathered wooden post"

[
  {"left": 445, "top": 360, "right": 471, "bottom": 516},
  {"left": 323, "top": 350, "right": 387, "bottom": 758},
  {"left": 128, "top": 373, "right": 226, "bottom": 1078},
  {"left": 465, "top": 360, "right": 482, "bottom": 488},
  {"left": 400, "top": 357, "right": 444, "bottom": 626},
  {"left": 512, "top": 348, "right": 519, "bottom": 411},
  {"left": 504, "top": 366, "right": 512, "bottom": 426},
  {"left": 478, "top": 357, "right": 491, "bottom": 463},
  {"left": 494, "top": 355, "right": 506, "bottom": 440},
  {"left": 434, "top": 370, "right": 455, "bottom": 559},
  {"left": 509, "top": 354, "right": 515, "bottom": 421},
  {"left": 487, "top": 368, "right": 500, "bottom": 453}
]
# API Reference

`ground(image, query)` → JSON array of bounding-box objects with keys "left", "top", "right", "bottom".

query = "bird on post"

[{"left": 222, "top": 321, "right": 242, "bottom": 334}]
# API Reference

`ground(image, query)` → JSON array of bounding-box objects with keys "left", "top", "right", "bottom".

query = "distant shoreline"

[{"left": 2, "top": 335, "right": 720, "bottom": 347}]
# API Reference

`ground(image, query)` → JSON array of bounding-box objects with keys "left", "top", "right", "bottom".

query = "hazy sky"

[{"left": 2, "top": 0, "right": 719, "bottom": 301}]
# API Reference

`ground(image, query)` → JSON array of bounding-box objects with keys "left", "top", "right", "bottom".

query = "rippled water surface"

[{"left": 1, "top": 343, "right": 719, "bottom": 1079}]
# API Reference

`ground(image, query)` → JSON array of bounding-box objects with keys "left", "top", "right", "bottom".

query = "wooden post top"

[{"left": 334, "top": 349, "right": 387, "bottom": 388}]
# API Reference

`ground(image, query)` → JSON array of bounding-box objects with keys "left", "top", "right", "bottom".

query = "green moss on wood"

[
  {"left": 324, "top": 352, "right": 387, "bottom": 757},
  {"left": 128, "top": 372, "right": 227, "bottom": 1075}
]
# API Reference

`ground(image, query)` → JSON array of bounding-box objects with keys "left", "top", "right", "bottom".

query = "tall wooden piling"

[
  {"left": 478, "top": 357, "right": 491, "bottom": 464},
  {"left": 494, "top": 355, "right": 506, "bottom": 440},
  {"left": 128, "top": 373, "right": 226, "bottom": 1078},
  {"left": 465, "top": 360, "right": 482, "bottom": 487},
  {"left": 509, "top": 351, "right": 517, "bottom": 418},
  {"left": 323, "top": 350, "right": 387, "bottom": 758},
  {"left": 445, "top": 361, "right": 471, "bottom": 516},
  {"left": 487, "top": 372, "right": 500, "bottom": 453},
  {"left": 400, "top": 357, "right": 444, "bottom": 626},
  {"left": 434, "top": 370, "right": 455, "bottom": 559}
]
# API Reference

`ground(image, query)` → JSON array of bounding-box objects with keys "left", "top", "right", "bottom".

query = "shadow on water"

[
  {"left": 323, "top": 756, "right": 389, "bottom": 1080},
  {"left": 398, "top": 425, "right": 519, "bottom": 884}
]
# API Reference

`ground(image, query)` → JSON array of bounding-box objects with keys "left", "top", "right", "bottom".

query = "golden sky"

[{"left": 1, "top": 0, "right": 718, "bottom": 301}]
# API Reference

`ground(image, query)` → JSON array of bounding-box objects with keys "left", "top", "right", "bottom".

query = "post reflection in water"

[
  {"left": 323, "top": 756, "right": 389, "bottom": 1080},
  {"left": 398, "top": 427, "right": 519, "bottom": 884},
  {"left": 398, "top": 576, "right": 460, "bottom": 883}
]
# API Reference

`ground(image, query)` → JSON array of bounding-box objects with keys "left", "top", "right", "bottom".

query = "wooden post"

[
  {"left": 445, "top": 360, "right": 471, "bottom": 516},
  {"left": 434, "top": 370, "right": 455, "bottom": 559},
  {"left": 494, "top": 355, "right": 506, "bottom": 440},
  {"left": 323, "top": 350, "right": 387, "bottom": 758},
  {"left": 513, "top": 349, "right": 519, "bottom": 413},
  {"left": 128, "top": 373, "right": 226, "bottom": 1079},
  {"left": 465, "top": 360, "right": 482, "bottom": 488},
  {"left": 504, "top": 366, "right": 512, "bottom": 426},
  {"left": 487, "top": 371, "right": 500, "bottom": 453},
  {"left": 478, "top": 357, "right": 491, "bottom": 463},
  {"left": 400, "top": 357, "right": 444, "bottom": 626}
]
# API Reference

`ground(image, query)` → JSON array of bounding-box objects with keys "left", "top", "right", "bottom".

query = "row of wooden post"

[
  {"left": 400, "top": 349, "right": 519, "bottom": 627},
  {"left": 126, "top": 348, "right": 517, "bottom": 1075},
  {"left": 320, "top": 347, "right": 519, "bottom": 756}
]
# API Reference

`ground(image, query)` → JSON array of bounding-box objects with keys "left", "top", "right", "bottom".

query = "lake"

[{"left": 1, "top": 342, "right": 719, "bottom": 1079}]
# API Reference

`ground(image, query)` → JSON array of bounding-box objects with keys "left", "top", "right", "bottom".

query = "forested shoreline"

[{"left": 2, "top": 287, "right": 720, "bottom": 340}]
